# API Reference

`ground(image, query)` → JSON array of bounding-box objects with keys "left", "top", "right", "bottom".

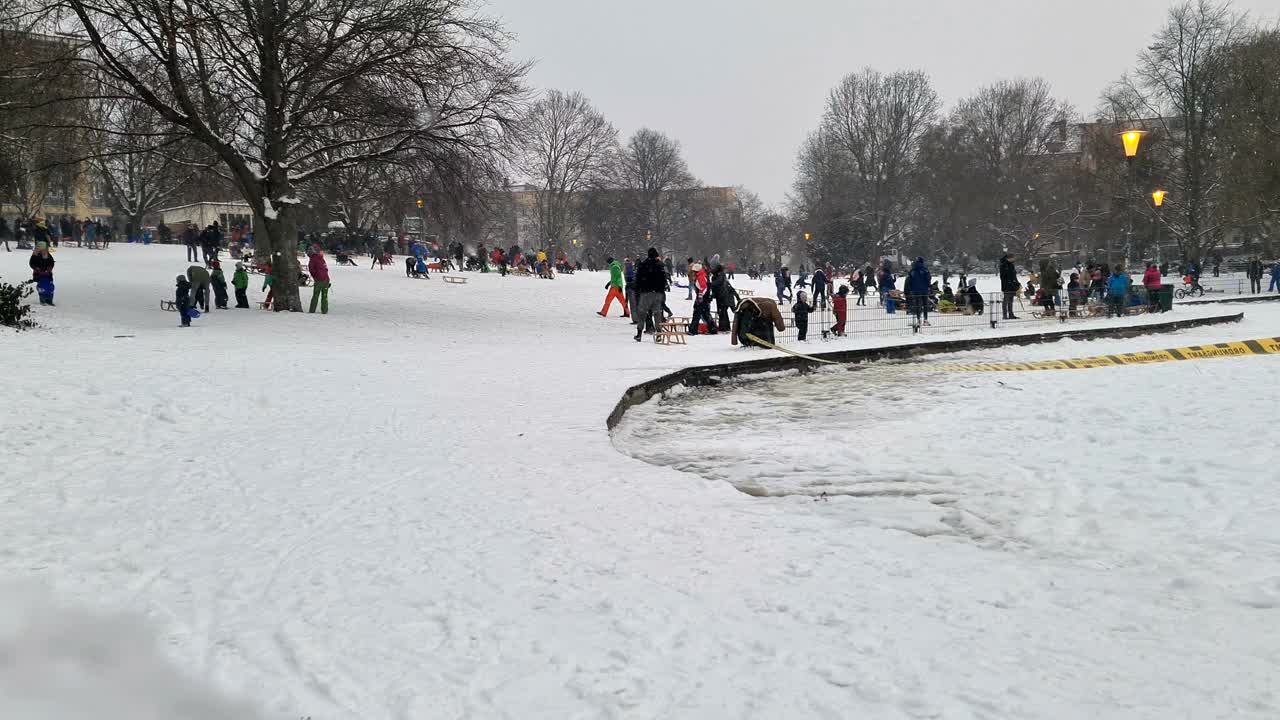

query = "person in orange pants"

[{"left": 598, "top": 256, "right": 629, "bottom": 317}]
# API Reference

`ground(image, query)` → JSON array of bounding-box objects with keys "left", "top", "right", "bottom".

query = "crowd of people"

[{"left": 1, "top": 216, "right": 120, "bottom": 252}]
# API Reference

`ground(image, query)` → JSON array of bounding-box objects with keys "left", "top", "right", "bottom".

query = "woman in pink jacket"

[
  {"left": 308, "top": 246, "right": 331, "bottom": 314},
  {"left": 1142, "top": 263, "right": 1162, "bottom": 312}
]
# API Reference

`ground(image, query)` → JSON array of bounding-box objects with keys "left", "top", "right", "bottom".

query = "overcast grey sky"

[{"left": 485, "top": 0, "right": 1277, "bottom": 206}]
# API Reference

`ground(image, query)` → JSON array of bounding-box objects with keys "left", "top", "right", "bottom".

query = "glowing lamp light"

[
  {"left": 804, "top": 232, "right": 811, "bottom": 241},
  {"left": 1121, "top": 130, "right": 1146, "bottom": 158},
  {"left": 416, "top": 197, "right": 423, "bottom": 209},
  {"left": 1152, "top": 189, "right": 1166, "bottom": 208}
]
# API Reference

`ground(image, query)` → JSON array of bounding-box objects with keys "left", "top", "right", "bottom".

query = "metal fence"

[{"left": 751, "top": 287, "right": 1173, "bottom": 344}]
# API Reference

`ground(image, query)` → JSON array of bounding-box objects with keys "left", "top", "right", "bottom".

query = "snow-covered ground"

[{"left": 1, "top": 244, "right": 1277, "bottom": 719}]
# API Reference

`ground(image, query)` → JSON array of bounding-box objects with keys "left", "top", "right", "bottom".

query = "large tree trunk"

[{"left": 267, "top": 213, "right": 303, "bottom": 312}]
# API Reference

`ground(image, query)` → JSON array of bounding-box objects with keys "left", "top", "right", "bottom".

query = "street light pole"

[
  {"left": 1152, "top": 189, "right": 1166, "bottom": 268},
  {"left": 1120, "top": 130, "right": 1145, "bottom": 269}
]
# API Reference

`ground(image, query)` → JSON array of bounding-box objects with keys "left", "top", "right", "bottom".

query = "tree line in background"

[
  {"left": 792, "top": 0, "right": 1280, "bottom": 273},
  {"left": 1, "top": 0, "right": 1277, "bottom": 311}
]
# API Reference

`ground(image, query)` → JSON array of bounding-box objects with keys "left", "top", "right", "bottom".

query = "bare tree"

[
  {"left": 90, "top": 96, "right": 200, "bottom": 234},
  {"left": 19, "top": 0, "right": 526, "bottom": 309},
  {"left": 822, "top": 68, "right": 941, "bottom": 258},
  {"left": 1102, "top": 0, "right": 1248, "bottom": 264},
  {"left": 613, "top": 128, "right": 698, "bottom": 248},
  {"left": 1219, "top": 26, "right": 1280, "bottom": 247},
  {"left": 518, "top": 90, "right": 617, "bottom": 248}
]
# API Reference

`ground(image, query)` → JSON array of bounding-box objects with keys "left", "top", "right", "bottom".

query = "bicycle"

[{"left": 1173, "top": 282, "right": 1204, "bottom": 300}]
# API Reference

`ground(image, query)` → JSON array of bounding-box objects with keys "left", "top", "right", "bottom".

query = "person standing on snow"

[
  {"left": 210, "top": 261, "right": 229, "bottom": 309},
  {"left": 175, "top": 274, "right": 193, "bottom": 327},
  {"left": 183, "top": 224, "right": 198, "bottom": 262},
  {"left": 830, "top": 285, "right": 849, "bottom": 336},
  {"left": 1107, "top": 266, "right": 1131, "bottom": 317},
  {"left": 30, "top": 244, "right": 56, "bottom": 305},
  {"left": 709, "top": 263, "right": 740, "bottom": 332},
  {"left": 811, "top": 265, "right": 828, "bottom": 310},
  {"left": 905, "top": 256, "right": 932, "bottom": 327},
  {"left": 308, "top": 245, "right": 331, "bottom": 314},
  {"left": 999, "top": 253, "right": 1020, "bottom": 320},
  {"left": 632, "top": 248, "right": 668, "bottom": 342},
  {"left": 685, "top": 257, "right": 698, "bottom": 300},
  {"left": 623, "top": 257, "right": 638, "bottom": 321},
  {"left": 232, "top": 262, "right": 251, "bottom": 308},
  {"left": 1142, "top": 263, "right": 1162, "bottom": 312},
  {"left": 1247, "top": 257, "right": 1263, "bottom": 294},
  {"left": 792, "top": 290, "right": 813, "bottom": 341},
  {"left": 598, "top": 256, "right": 629, "bottom": 317},
  {"left": 1270, "top": 262, "right": 1280, "bottom": 294}
]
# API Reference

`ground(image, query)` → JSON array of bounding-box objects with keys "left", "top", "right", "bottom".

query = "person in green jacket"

[
  {"left": 598, "top": 256, "right": 629, "bottom": 317},
  {"left": 232, "top": 262, "right": 250, "bottom": 308}
]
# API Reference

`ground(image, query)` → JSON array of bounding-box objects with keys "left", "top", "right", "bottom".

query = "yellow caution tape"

[{"left": 931, "top": 337, "right": 1280, "bottom": 372}]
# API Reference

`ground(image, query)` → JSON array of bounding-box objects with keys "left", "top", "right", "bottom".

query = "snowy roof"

[{"left": 156, "top": 201, "right": 252, "bottom": 213}]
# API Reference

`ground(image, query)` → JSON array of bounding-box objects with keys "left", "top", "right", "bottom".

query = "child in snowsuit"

[
  {"left": 262, "top": 264, "right": 274, "bottom": 310},
  {"left": 831, "top": 285, "right": 849, "bottom": 336},
  {"left": 210, "top": 264, "right": 229, "bottom": 309},
  {"left": 689, "top": 288, "right": 717, "bottom": 335},
  {"left": 175, "top": 275, "right": 193, "bottom": 327},
  {"left": 29, "top": 245, "right": 56, "bottom": 305},
  {"left": 232, "top": 263, "right": 250, "bottom": 308},
  {"left": 792, "top": 290, "right": 813, "bottom": 341}
]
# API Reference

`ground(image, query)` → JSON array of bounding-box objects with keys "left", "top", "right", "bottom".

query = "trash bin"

[{"left": 1158, "top": 284, "right": 1175, "bottom": 312}]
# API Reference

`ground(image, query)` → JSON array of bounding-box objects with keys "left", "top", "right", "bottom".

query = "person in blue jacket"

[
  {"left": 905, "top": 257, "right": 932, "bottom": 326},
  {"left": 1107, "top": 266, "right": 1132, "bottom": 317},
  {"left": 1269, "top": 262, "right": 1280, "bottom": 293}
]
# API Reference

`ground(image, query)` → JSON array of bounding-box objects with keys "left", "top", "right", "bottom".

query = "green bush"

[{"left": 0, "top": 276, "right": 37, "bottom": 330}]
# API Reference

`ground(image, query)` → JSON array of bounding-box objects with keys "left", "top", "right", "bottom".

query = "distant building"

[
  {"left": 157, "top": 201, "right": 254, "bottom": 231},
  {"left": 0, "top": 30, "right": 113, "bottom": 223}
]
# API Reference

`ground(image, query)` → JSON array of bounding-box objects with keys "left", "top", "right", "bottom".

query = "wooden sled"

[
  {"left": 655, "top": 316, "right": 691, "bottom": 346},
  {"left": 443, "top": 275, "right": 468, "bottom": 285},
  {"left": 160, "top": 299, "right": 176, "bottom": 311}
]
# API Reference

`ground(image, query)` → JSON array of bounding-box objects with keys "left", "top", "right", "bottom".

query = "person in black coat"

[
  {"left": 631, "top": 247, "right": 668, "bottom": 342},
  {"left": 175, "top": 275, "right": 193, "bottom": 327},
  {"left": 709, "top": 264, "right": 740, "bottom": 332},
  {"left": 811, "top": 267, "right": 828, "bottom": 310},
  {"left": 792, "top": 290, "right": 813, "bottom": 341},
  {"left": 999, "top": 253, "right": 1019, "bottom": 320},
  {"left": 1248, "top": 257, "right": 1264, "bottom": 294}
]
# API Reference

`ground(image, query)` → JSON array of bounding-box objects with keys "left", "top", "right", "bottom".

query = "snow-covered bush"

[{"left": 0, "top": 276, "right": 36, "bottom": 330}]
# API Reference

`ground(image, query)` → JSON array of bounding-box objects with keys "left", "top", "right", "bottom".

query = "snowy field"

[{"left": 1, "top": 243, "right": 1278, "bottom": 719}]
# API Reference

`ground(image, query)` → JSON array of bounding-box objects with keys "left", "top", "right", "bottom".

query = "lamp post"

[
  {"left": 415, "top": 195, "right": 426, "bottom": 245},
  {"left": 1120, "top": 130, "right": 1146, "bottom": 268},
  {"left": 1151, "top": 189, "right": 1166, "bottom": 268}
]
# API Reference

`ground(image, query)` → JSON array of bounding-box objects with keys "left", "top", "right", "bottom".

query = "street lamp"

[
  {"left": 1119, "top": 129, "right": 1147, "bottom": 267},
  {"left": 1151, "top": 189, "right": 1166, "bottom": 267}
]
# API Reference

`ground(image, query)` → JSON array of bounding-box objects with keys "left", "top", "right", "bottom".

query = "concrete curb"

[
  {"left": 606, "top": 312, "right": 1244, "bottom": 430},
  {"left": 1179, "top": 294, "right": 1280, "bottom": 306}
]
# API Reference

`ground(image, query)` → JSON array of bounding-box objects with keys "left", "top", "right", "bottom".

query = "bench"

[{"left": 443, "top": 275, "right": 468, "bottom": 285}]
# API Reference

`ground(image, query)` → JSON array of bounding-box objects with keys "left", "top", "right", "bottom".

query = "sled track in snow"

[{"left": 606, "top": 312, "right": 1244, "bottom": 431}]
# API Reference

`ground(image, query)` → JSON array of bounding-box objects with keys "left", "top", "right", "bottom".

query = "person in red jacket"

[
  {"left": 830, "top": 285, "right": 849, "bottom": 336},
  {"left": 308, "top": 245, "right": 331, "bottom": 314},
  {"left": 1142, "top": 263, "right": 1162, "bottom": 312}
]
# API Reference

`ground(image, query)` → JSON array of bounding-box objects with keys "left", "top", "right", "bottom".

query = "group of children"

[{"left": 174, "top": 259, "right": 252, "bottom": 327}]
